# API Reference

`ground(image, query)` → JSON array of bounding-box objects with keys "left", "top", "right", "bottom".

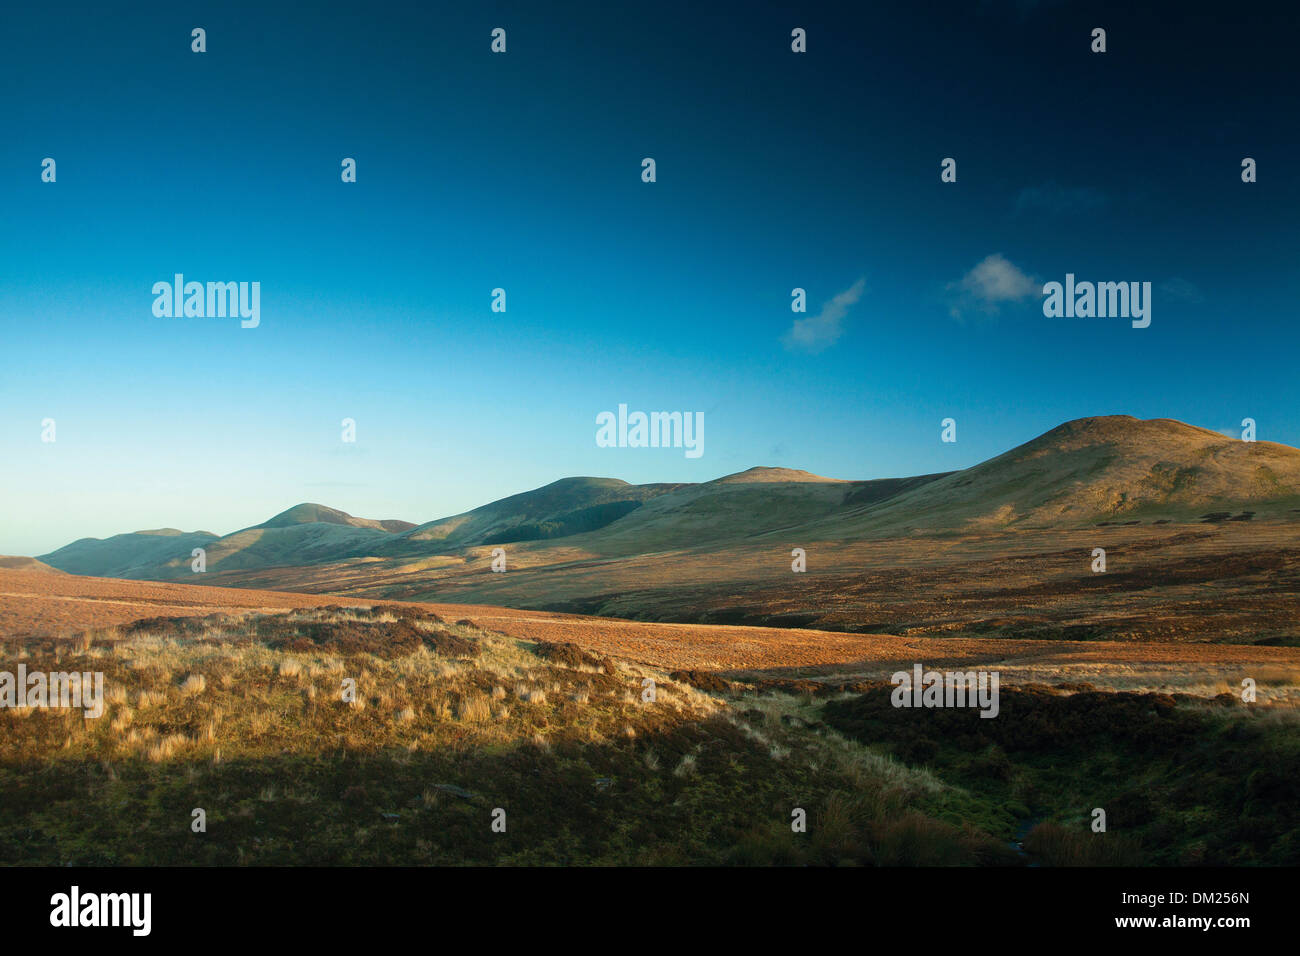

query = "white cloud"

[
  {"left": 1159, "top": 278, "right": 1205, "bottom": 304},
  {"left": 947, "top": 254, "right": 1038, "bottom": 319},
  {"left": 1013, "top": 183, "right": 1108, "bottom": 217},
  {"left": 783, "top": 278, "right": 865, "bottom": 353}
]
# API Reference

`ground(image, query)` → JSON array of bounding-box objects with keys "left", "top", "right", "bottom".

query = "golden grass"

[
  {"left": 180, "top": 674, "right": 207, "bottom": 695},
  {"left": 11, "top": 603, "right": 1286, "bottom": 868},
  {"left": 456, "top": 694, "right": 491, "bottom": 724}
]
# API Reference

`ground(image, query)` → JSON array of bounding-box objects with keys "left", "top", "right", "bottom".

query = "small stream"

[{"left": 1009, "top": 817, "right": 1042, "bottom": 866}]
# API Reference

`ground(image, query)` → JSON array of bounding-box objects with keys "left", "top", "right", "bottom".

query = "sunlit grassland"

[{"left": 3, "top": 605, "right": 1294, "bottom": 866}]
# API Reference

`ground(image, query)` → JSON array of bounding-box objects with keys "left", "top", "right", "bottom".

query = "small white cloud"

[
  {"left": 783, "top": 278, "right": 865, "bottom": 353},
  {"left": 1013, "top": 183, "right": 1108, "bottom": 217},
  {"left": 1159, "top": 278, "right": 1205, "bottom": 304},
  {"left": 947, "top": 254, "right": 1038, "bottom": 319}
]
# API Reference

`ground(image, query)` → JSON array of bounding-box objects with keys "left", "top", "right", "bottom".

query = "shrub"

[
  {"left": 1023, "top": 821, "right": 1144, "bottom": 866},
  {"left": 669, "top": 669, "right": 731, "bottom": 693},
  {"left": 532, "top": 641, "right": 602, "bottom": 668}
]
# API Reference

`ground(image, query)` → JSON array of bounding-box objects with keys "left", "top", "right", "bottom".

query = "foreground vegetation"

[
  {"left": 1, "top": 606, "right": 1295, "bottom": 865},
  {"left": 821, "top": 682, "right": 1300, "bottom": 865}
]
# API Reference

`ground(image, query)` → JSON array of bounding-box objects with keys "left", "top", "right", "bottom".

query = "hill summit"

[
  {"left": 256, "top": 503, "right": 415, "bottom": 534},
  {"left": 822, "top": 414, "right": 1300, "bottom": 535}
]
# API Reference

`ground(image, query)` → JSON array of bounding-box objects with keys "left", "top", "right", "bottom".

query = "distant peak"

[
  {"left": 541, "top": 477, "right": 630, "bottom": 489},
  {"left": 263, "top": 503, "right": 349, "bottom": 525},
  {"left": 711, "top": 466, "right": 845, "bottom": 484},
  {"left": 255, "top": 503, "right": 414, "bottom": 533},
  {"left": 1031, "top": 415, "right": 1230, "bottom": 448}
]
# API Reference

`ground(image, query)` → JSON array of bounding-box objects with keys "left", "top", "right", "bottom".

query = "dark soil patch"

[
  {"left": 532, "top": 640, "right": 604, "bottom": 669},
  {"left": 364, "top": 604, "right": 443, "bottom": 623},
  {"left": 668, "top": 669, "right": 732, "bottom": 693},
  {"left": 254, "top": 615, "right": 478, "bottom": 659},
  {"left": 123, "top": 613, "right": 234, "bottom": 636}
]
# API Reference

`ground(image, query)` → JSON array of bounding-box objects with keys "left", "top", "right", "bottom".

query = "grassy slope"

[
  {"left": 3, "top": 609, "right": 1297, "bottom": 865},
  {"left": 818, "top": 416, "right": 1300, "bottom": 537},
  {"left": 254, "top": 503, "right": 416, "bottom": 533},
  {"left": 39, "top": 530, "right": 220, "bottom": 578},
  {"left": 0, "top": 556, "right": 64, "bottom": 573},
  {"left": 386, "top": 477, "right": 685, "bottom": 552},
  {"left": 0, "top": 609, "right": 1008, "bottom": 866}
]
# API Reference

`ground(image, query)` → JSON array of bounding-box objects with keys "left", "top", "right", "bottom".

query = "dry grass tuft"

[
  {"left": 180, "top": 674, "right": 206, "bottom": 696},
  {"left": 145, "top": 733, "right": 188, "bottom": 762},
  {"left": 457, "top": 695, "right": 491, "bottom": 724}
]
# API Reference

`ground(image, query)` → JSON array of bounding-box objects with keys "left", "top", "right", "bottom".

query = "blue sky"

[{"left": 2, "top": 0, "right": 1297, "bottom": 555}]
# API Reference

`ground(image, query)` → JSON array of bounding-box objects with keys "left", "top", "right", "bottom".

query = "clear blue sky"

[{"left": 2, "top": 0, "right": 1296, "bottom": 556}]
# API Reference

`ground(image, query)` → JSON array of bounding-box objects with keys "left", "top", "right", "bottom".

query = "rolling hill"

[
  {"left": 803, "top": 415, "right": 1300, "bottom": 538},
  {"left": 254, "top": 503, "right": 416, "bottom": 534},
  {"left": 39, "top": 529, "right": 221, "bottom": 578},
  {"left": 539, "top": 467, "right": 864, "bottom": 556},
  {"left": 38, "top": 506, "right": 414, "bottom": 580},
  {"left": 383, "top": 477, "right": 685, "bottom": 552},
  {"left": 0, "top": 555, "right": 65, "bottom": 573}
]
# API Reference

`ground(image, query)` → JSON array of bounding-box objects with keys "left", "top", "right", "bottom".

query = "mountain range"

[{"left": 36, "top": 416, "right": 1300, "bottom": 590}]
